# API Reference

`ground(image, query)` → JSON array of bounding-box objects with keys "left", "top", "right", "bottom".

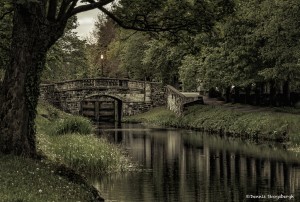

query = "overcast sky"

[{"left": 75, "top": 8, "right": 101, "bottom": 39}]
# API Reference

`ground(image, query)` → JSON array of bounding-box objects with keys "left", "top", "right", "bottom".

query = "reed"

[
  {"left": 49, "top": 116, "right": 93, "bottom": 136},
  {"left": 38, "top": 133, "right": 133, "bottom": 175}
]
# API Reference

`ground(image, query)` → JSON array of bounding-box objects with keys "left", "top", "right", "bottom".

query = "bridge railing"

[
  {"left": 40, "top": 78, "right": 165, "bottom": 93},
  {"left": 41, "top": 78, "right": 133, "bottom": 91}
]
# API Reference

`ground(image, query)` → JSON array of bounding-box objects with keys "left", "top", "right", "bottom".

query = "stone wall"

[
  {"left": 150, "top": 82, "right": 167, "bottom": 107},
  {"left": 166, "top": 85, "right": 203, "bottom": 115},
  {"left": 40, "top": 78, "right": 166, "bottom": 116}
]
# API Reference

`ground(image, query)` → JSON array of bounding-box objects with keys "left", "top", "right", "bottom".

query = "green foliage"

[
  {"left": 43, "top": 23, "right": 89, "bottom": 82},
  {"left": 255, "top": 0, "right": 300, "bottom": 85},
  {"left": 179, "top": 0, "right": 300, "bottom": 93},
  {"left": 91, "top": 0, "right": 234, "bottom": 84},
  {"left": 118, "top": 31, "right": 152, "bottom": 80},
  {"left": 0, "top": 6, "right": 89, "bottom": 83},
  {"left": 115, "top": 0, "right": 233, "bottom": 36},
  {"left": 37, "top": 102, "right": 93, "bottom": 137},
  {"left": 143, "top": 39, "right": 185, "bottom": 85}
]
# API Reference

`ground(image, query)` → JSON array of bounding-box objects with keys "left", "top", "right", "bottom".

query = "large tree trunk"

[{"left": 0, "top": 3, "right": 59, "bottom": 157}]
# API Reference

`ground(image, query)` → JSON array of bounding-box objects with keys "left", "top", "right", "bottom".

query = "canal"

[{"left": 91, "top": 123, "right": 300, "bottom": 202}]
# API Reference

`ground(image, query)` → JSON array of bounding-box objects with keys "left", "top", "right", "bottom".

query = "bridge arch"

[
  {"left": 80, "top": 94, "right": 123, "bottom": 123},
  {"left": 82, "top": 93, "right": 125, "bottom": 102}
]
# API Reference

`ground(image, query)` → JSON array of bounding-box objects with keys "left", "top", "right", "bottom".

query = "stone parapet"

[{"left": 166, "top": 85, "right": 203, "bottom": 115}]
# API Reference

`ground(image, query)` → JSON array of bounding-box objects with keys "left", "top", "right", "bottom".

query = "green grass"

[
  {"left": 0, "top": 101, "right": 133, "bottom": 201},
  {"left": 0, "top": 155, "right": 98, "bottom": 202},
  {"left": 124, "top": 105, "right": 300, "bottom": 142},
  {"left": 48, "top": 116, "right": 93, "bottom": 135},
  {"left": 36, "top": 101, "right": 133, "bottom": 174},
  {"left": 38, "top": 133, "right": 133, "bottom": 174}
]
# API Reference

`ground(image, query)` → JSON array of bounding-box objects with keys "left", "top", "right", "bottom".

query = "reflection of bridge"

[{"left": 40, "top": 78, "right": 166, "bottom": 122}]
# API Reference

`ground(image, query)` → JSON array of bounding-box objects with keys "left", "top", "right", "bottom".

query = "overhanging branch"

[
  {"left": 98, "top": 6, "right": 185, "bottom": 32},
  {"left": 57, "top": 0, "right": 69, "bottom": 20},
  {"left": 68, "top": 0, "right": 114, "bottom": 18},
  {"left": 47, "top": 0, "right": 58, "bottom": 20}
]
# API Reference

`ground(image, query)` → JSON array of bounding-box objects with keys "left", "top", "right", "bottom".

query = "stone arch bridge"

[{"left": 40, "top": 78, "right": 166, "bottom": 122}]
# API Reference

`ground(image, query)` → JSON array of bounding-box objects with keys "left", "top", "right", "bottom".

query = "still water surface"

[{"left": 91, "top": 123, "right": 300, "bottom": 202}]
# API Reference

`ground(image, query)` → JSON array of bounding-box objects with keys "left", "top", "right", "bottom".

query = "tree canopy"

[
  {"left": 0, "top": 0, "right": 234, "bottom": 157},
  {"left": 91, "top": 0, "right": 300, "bottom": 105}
]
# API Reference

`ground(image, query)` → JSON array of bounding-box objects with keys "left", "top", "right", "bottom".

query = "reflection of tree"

[{"left": 94, "top": 130, "right": 300, "bottom": 202}]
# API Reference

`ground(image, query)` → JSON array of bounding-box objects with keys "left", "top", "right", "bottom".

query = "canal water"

[{"left": 91, "top": 123, "right": 300, "bottom": 202}]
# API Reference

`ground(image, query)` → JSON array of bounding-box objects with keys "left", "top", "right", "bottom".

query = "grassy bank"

[
  {"left": 36, "top": 102, "right": 132, "bottom": 174},
  {"left": 0, "top": 101, "right": 132, "bottom": 201},
  {"left": 0, "top": 155, "right": 99, "bottom": 202},
  {"left": 124, "top": 105, "right": 300, "bottom": 143}
]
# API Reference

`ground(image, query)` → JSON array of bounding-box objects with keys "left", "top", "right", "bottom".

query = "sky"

[{"left": 75, "top": 7, "right": 101, "bottom": 39}]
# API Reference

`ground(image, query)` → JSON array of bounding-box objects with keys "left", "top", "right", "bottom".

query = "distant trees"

[
  {"left": 179, "top": 0, "right": 300, "bottom": 105},
  {"left": 91, "top": 0, "right": 233, "bottom": 86},
  {"left": 43, "top": 18, "right": 89, "bottom": 82}
]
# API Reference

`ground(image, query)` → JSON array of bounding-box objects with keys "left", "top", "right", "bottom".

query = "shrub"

[{"left": 49, "top": 116, "right": 93, "bottom": 135}]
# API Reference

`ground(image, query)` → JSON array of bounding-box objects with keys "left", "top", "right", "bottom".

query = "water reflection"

[{"left": 91, "top": 123, "right": 300, "bottom": 202}]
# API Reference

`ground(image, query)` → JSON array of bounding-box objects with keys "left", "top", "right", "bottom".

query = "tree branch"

[
  {"left": 57, "top": 0, "right": 69, "bottom": 20},
  {"left": 47, "top": 0, "right": 58, "bottom": 20},
  {"left": 99, "top": 6, "right": 186, "bottom": 32},
  {"left": 62, "top": 0, "right": 78, "bottom": 21},
  {"left": 0, "top": 9, "right": 13, "bottom": 21},
  {"left": 68, "top": 0, "right": 114, "bottom": 18}
]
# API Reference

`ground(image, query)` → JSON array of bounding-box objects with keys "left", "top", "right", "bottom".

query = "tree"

[
  {"left": 255, "top": 0, "right": 300, "bottom": 105},
  {"left": 0, "top": 1, "right": 12, "bottom": 79},
  {"left": 179, "top": 0, "right": 300, "bottom": 106},
  {"left": 43, "top": 27, "right": 89, "bottom": 82},
  {"left": 118, "top": 31, "right": 151, "bottom": 80},
  {"left": 0, "top": 0, "right": 230, "bottom": 157},
  {"left": 87, "top": 15, "right": 120, "bottom": 77},
  {"left": 143, "top": 39, "right": 186, "bottom": 86}
]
